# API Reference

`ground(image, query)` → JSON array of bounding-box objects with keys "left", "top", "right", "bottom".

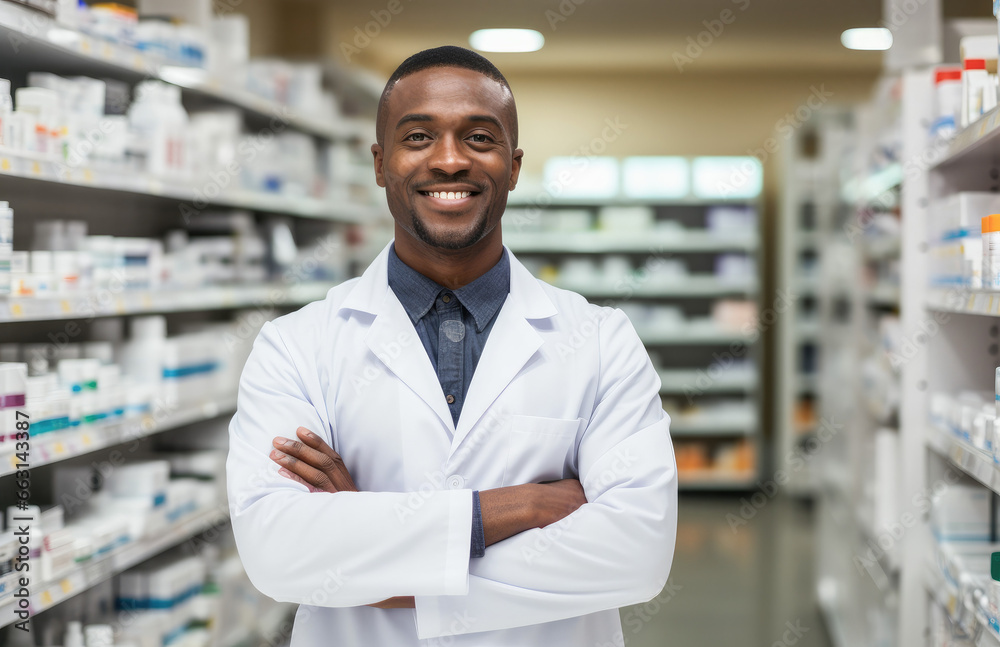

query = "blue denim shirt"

[{"left": 387, "top": 243, "right": 510, "bottom": 559}]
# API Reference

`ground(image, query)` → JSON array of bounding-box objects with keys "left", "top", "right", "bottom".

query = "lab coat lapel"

[
  {"left": 365, "top": 292, "right": 455, "bottom": 434},
  {"left": 341, "top": 243, "right": 454, "bottom": 434},
  {"left": 450, "top": 248, "right": 558, "bottom": 455}
]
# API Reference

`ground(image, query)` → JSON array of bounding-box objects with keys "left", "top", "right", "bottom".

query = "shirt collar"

[{"left": 387, "top": 243, "right": 510, "bottom": 332}]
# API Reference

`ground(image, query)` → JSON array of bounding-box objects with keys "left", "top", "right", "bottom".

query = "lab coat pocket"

[{"left": 501, "top": 415, "right": 582, "bottom": 486}]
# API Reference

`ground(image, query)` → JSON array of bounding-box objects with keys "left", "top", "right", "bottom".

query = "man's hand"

[
  {"left": 270, "top": 429, "right": 411, "bottom": 609},
  {"left": 479, "top": 479, "right": 587, "bottom": 546},
  {"left": 270, "top": 429, "right": 585, "bottom": 610},
  {"left": 271, "top": 427, "right": 358, "bottom": 493},
  {"left": 531, "top": 479, "right": 588, "bottom": 527}
]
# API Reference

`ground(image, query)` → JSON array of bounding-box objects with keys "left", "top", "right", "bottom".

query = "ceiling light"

[
  {"left": 841, "top": 27, "right": 893, "bottom": 51},
  {"left": 469, "top": 29, "right": 544, "bottom": 53}
]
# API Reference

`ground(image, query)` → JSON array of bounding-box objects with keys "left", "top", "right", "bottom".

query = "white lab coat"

[{"left": 226, "top": 241, "right": 677, "bottom": 646}]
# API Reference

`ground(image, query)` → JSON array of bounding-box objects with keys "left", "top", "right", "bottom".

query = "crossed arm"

[{"left": 269, "top": 426, "right": 588, "bottom": 609}]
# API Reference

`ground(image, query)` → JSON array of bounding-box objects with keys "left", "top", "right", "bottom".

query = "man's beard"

[{"left": 409, "top": 208, "right": 491, "bottom": 250}]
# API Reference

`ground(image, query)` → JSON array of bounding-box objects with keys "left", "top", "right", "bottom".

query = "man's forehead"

[{"left": 387, "top": 68, "right": 512, "bottom": 122}]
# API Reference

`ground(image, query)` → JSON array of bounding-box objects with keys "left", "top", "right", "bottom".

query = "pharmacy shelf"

[
  {"left": 0, "top": 281, "right": 335, "bottom": 323},
  {"left": 866, "top": 283, "right": 900, "bottom": 308},
  {"left": 676, "top": 472, "right": 756, "bottom": 490},
  {"left": 506, "top": 195, "right": 757, "bottom": 208},
  {"left": 668, "top": 409, "right": 757, "bottom": 436},
  {"left": 925, "top": 423, "right": 1000, "bottom": 497},
  {"left": 862, "top": 235, "right": 902, "bottom": 261},
  {"left": 504, "top": 230, "right": 758, "bottom": 254},
  {"left": 0, "top": 506, "right": 229, "bottom": 629},
  {"left": 558, "top": 276, "right": 758, "bottom": 298},
  {"left": 798, "top": 232, "right": 821, "bottom": 250},
  {"left": 818, "top": 594, "right": 850, "bottom": 647},
  {"left": 657, "top": 369, "right": 757, "bottom": 394},
  {"left": 797, "top": 319, "right": 820, "bottom": 340},
  {"left": 638, "top": 327, "right": 753, "bottom": 346},
  {"left": 796, "top": 374, "right": 818, "bottom": 394},
  {"left": 933, "top": 107, "right": 1000, "bottom": 170},
  {"left": 0, "top": 2, "right": 367, "bottom": 142},
  {"left": 842, "top": 163, "right": 903, "bottom": 204},
  {"left": 0, "top": 395, "right": 237, "bottom": 478},
  {"left": 927, "top": 288, "right": 1000, "bottom": 317},
  {"left": 0, "top": 149, "right": 378, "bottom": 223},
  {"left": 794, "top": 277, "right": 820, "bottom": 296},
  {"left": 925, "top": 553, "right": 1000, "bottom": 647}
]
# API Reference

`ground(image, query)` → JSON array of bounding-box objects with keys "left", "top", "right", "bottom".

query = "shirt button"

[
  {"left": 447, "top": 475, "right": 465, "bottom": 489},
  {"left": 442, "top": 294, "right": 452, "bottom": 303},
  {"left": 446, "top": 394, "right": 455, "bottom": 404}
]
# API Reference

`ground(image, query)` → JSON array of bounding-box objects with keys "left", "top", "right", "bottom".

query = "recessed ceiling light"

[
  {"left": 841, "top": 27, "right": 893, "bottom": 51},
  {"left": 469, "top": 29, "right": 544, "bottom": 53}
]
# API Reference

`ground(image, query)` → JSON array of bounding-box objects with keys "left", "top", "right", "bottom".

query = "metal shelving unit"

[
  {"left": 504, "top": 190, "right": 763, "bottom": 490},
  {"left": 0, "top": 5, "right": 383, "bottom": 633},
  {"left": 776, "top": 107, "right": 853, "bottom": 497}
]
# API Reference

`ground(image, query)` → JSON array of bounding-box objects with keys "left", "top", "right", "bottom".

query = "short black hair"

[{"left": 375, "top": 45, "right": 517, "bottom": 148}]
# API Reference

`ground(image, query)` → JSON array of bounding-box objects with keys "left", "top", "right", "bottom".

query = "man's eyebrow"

[
  {"left": 394, "top": 113, "right": 506, "bottom": 131},
  {"left": 395, "top": 113, "right": 434, "bottom": 129},
  {"left": 466, "top": 115, "right": 504, "bottom": 131}
]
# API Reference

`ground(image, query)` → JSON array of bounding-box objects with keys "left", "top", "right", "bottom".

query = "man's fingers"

[
  {"left": 278, "top": 466, "right": 323, "bottom": 493},
  {"left": 295, "top": 427, "right": 345, "bottom": 462},
  {"left": 273, "top": 436, "right": 338, "bottom": 474},
  {"left": 270, "top": 448, "right": 335, "bottom": 492},
  {"left": 293, "top": 428, "right": 359, "bottom": 493}
]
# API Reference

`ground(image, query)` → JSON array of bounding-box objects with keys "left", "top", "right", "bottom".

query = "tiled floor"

[{"left": 621, "top": 495, "right": 833, "bottom": 647}]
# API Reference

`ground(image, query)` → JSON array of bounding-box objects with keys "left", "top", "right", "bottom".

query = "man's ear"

[
  {"left": 509, "top": 148, "right": 524, "bottom": 191},
  {"left": 372, "top": 144, "right": 386, "bottom": 188}
]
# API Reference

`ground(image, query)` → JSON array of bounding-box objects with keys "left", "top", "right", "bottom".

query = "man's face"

[{"left": 372, "top": 66, "right": 523, "bottom": 251}]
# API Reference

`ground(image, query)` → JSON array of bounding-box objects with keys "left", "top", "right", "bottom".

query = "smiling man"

[{"left": 227, "top": 46, "right": 677, "bottom": 646}]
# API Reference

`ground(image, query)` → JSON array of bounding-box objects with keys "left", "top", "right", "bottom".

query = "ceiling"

[{"left": 321, "top": 0, "right": 895, "bottom": 75}]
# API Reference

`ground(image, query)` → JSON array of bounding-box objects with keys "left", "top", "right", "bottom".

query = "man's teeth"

[{"left": 426, "top": 191, "right": 472, "bottom": 200}]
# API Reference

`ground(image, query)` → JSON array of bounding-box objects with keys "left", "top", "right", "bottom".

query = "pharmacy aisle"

[
  {"left": 815, "top": 8, "right": 1000, "bottom": 647},
  {"left": 505, "top": 158, "right": 764, "bottom": 490},
  {"left": 0, "top": 1, "right": 387, "bottom": 644}
]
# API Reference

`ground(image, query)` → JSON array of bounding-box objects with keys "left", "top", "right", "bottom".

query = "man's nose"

[{"left": 427, "top": 134, "right": 473, "bottom": 175}]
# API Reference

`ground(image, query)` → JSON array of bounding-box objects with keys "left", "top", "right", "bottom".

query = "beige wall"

[{"left": 505, "top": 70, "right": 877, "bottom": 201}]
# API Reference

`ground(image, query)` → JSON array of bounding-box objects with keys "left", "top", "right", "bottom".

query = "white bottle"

[
  {"left": 0, "top": 79, "right": 12, "bottom": 149},
  {"left": 65, "top": 621, "right": 85, "bottom": 647},
  {"left": 0, "top": 201, "right": 11, "bottom": 296},
  {"left": 127, "top": 81, "right": 189, "bottom": 180}
]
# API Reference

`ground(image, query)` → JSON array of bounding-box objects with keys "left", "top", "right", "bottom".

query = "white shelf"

[
  {"left": 926, "top": 423, "right": 1000, "bottom": 497},
  {"left": 0, "top": 396, "right": 237, "bottom": 478},
  {"left": 667, "top": 407, "right": 757, "bottom": 436},
  {"left": 505, "top": 195, "right": 757, "bottom": 208},
  {"left": 558, "top": 276, "right": 757, "bottom": 298},
  {"left": 657, "top": 369, "right": 757, "bottom": 394},
  {"left": 927, "top": 288, "right": 1000, "bottom": 317},
  {"left": 796, "top": 374, "right": 818, "bottom": 394},
  {"left": 638, "top": 327, "right": 754, "bottom": 345},
  {"left": 504, "top": 230, "right": 758, "bottom": 253},
  {"left": 0, "top": 2, "right": 367, "bottom": 142},
  {"left": 677, "top": 473, "right": 756, "bottom": 490},
  {"left": 842, "top": 162, "right": 903, "bottom": 204},
  {"left": 0, "top": 506, "right": 229, "bottom": 629},
  {"left": 933, "top": 107, "right": 1000, "bottom": 170},
  {"left": 796, "top": 319, "right": 820, "bottom": 341},
  {"left": 797, "top": 231, "right": 822, "bottom": 250},
  {"left": 866, "top": 283, "right": 900, "bottom": 308},
  {"left": 0, "top": 149, "right": 379, "bottom": 223},
  {"left": 925, "top": 549, "right": 1000, "bottom": 647},
  {"left": 863, "top": 236, "right": 901, "bottom": 261},
  {"left": 0, "top": 281, "right": 335, "bottom": 323}
]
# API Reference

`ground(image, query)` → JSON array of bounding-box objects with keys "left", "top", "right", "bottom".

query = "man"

[{"left": 227, "top": 46, "right": 677, "bottom": 646}]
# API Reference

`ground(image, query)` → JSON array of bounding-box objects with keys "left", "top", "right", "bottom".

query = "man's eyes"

[{"left": 403, "top": 133, "right": 494, "bottom": 143}]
